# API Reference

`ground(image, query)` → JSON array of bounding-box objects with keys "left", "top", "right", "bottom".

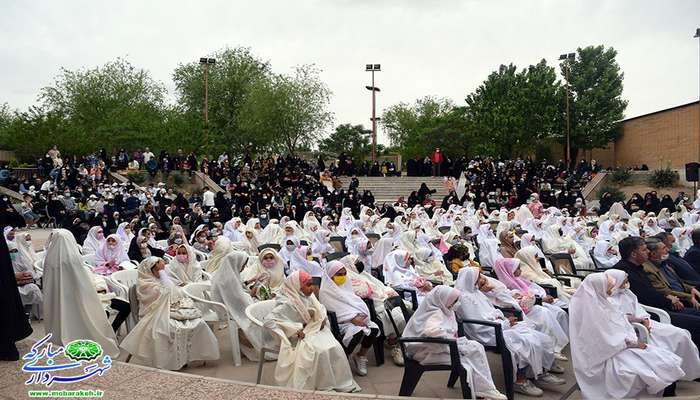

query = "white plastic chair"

[
  {"left": 183, "top": 282, "right": 241, "bottom": 366},
  {"left": 155, "top": 239, "right": 168, "bottom": 248},
  {"left": 107, "top": 269, "right": 139, "bottom": 332},
  {"left": 640, "top": 304, "right": 672, "bottom": 324},
  {"left": 245, "top": 300, "right": 282, "bottom": 384}
]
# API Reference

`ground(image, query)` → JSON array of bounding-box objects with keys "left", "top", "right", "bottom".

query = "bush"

[
  {"left": 649, "top": 165, "right": 679, "bottom": 188},
  {"left": 598, "top": 185, "right": 626, "bottom": 202},
  {"left": 127, "top": 172, "right": 146, "bottom": 184},
  {"left": 172, "top": 173, "right": 185, "bottom": 185},
  {"left": 610, "top": 168, "right": 631, "bottom": 185}
]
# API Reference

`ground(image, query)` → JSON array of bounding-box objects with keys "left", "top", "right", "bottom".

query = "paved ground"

[{"left": 6, "top": 228, "right": 700, "bottom": 399}]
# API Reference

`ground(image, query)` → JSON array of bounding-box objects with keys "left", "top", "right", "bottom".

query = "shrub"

[
  {"left": 598, "top": 185, "right": 626, "bottom": 203},
  {"left": 649, "top": 165, "right": 679, "bottom": 188},
  {"left": 173, "top": 173, "right": 185, "bottom": 185},
  {"left": 127, "top": 172, "right": 145, "bottom": 184},
  {"left": 610, "top": 168, "right": 631, "bottom": 185}
]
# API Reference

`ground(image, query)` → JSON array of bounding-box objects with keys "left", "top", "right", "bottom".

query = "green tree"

[
  {"left": 173, "top": 47, "right": 272, "bottom": 153},
  {"left": 381, "top": 96, "right": 460, "bottom": 159},
  {"left": 560, "top": 45, "right": 628, "bottom": 161},
  {"left": 237, "top": 65, "right": 333, "bottom": 154},
  {"left": 39, "top": 58, "right": 167, "bottom": 153},
  {"left": 319, "top": 123, "right": 371, "bottom": 162},
  {"left": 465, "top": 60, "right": 560, "bottom": 158}
]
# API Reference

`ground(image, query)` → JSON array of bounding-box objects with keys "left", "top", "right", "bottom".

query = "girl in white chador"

[
  {"left": 263, "top": 271, "right": 360, "bottom": 392},
  {"left": 165, "top": 244, "right": 203, "bottom": 286},
  {"left": 9, "top": 234, "right": 43, "bottom": 320},
  {"left": 403, "top": 286, "right": 507, "bottom": 400},
  {"left": 120, "top": 257, "right": 219, "bottom": 370},
  {"left": 605, "top": 269, "right": 700, "bottom": 382},
  {"left": 319, "top": 260, "right": 380, "bottom": 376},
  {"left": 492, "top": 258, "right": 569, "bottom": 357},
  {"left": 211, "top": 251, "right": 276, "bottom": 361},
  {"left": 514, "top": 246, "right": 576, "bottom": 302},
  {"left": 42, "top": 229, "right": 119, "bottom": 357},
  {"left": 455, "top": 267, "right": 565, "bottom": 397},
  {"left": 569, "top": 272, "right": 685, "bottom": 399}
]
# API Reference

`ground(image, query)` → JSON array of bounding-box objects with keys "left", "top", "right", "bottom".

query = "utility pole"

[
  {"left": 365, "top": 64, "right": 381, "bottom": 161},
  {"left": 559, "top": 52, "right": 575, "bottom": 168},
  {"left": 199, "top": 57, "right": 216, "bottom": 147}
]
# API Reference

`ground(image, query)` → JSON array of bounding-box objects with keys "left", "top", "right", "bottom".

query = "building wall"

[{"left": 613, "top": 102, "right": 699, "bottom": 169}]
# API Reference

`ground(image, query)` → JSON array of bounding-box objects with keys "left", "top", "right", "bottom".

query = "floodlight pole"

[
  {"left": 560, "top": 53, "right": 575, "bottom": 169},
  {"left": 200, "top": 57, "right": 216, "bottom": 149},
  {"left": 366, "top": 64, "right": 381, "bottom": 162}
]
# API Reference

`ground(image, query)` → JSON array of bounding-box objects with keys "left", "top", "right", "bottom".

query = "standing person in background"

[{"left": 430, "top": 148, "right": 444, "bottom": 177}]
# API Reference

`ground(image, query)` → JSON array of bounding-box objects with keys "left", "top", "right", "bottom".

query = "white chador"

[
  {"left": 211, "top": 251, "right": 276, "bottom": 361},
  {"left": 319, "top": 260, "right": 379, "bottom": 347},
  {"left": 165, "top": 244, "right": 203, "bottom": 285},
  {"left": 403, "top": 286, "right": 505, "bottom": 399},
  {"left": 514, "top": 246, "right": 576, "bottom": 302},
  {"left": 263, "top": 271, "right": 359, "bottom": 392},
  {"left": 42, "top": 229, "right": 119, "bottom": 357},
  {"left": 606, "top": 269, "right": 700, "bottom": 381},
  {"left": 455, "top": 268, "right": 555, "bottom": 378},
  {"left": 569, "top": 273, "right": 685, "bottom": 400},
  {"left": 120, "top": 257, "right": 219, "bottom": 370},
  {"left": 9, "top": 234, "right": 43, "bottom": 319}
]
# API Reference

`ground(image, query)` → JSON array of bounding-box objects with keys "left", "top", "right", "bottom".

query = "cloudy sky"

[{"left": 1, "top": 0, "right": 699, "bottom": 144}]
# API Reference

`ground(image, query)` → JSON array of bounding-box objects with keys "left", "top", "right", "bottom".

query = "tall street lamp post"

[
  {"left": 559, "top": 52, "right": 575, "bottom": 168},
  {"left": 366, "top": 64, "right": 381, "bottom": 161}
]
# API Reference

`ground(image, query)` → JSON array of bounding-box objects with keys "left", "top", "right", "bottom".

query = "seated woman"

[
  {"left": 383, "top": 249, "right": 432, "bottom": 302},
  {"left": 9, "top": 235, "right": 43, "bottom": 320},
  {"left": 128, "top": 228, "right": 165, "bottom": 262},
  {"left": 83, "top": 226, "right": 106, "bottom": 254},
  {"left": 94, "top": 234, "right": 132, "bottom": 275},
  {"left": 203, "top": 236, "right": 232, "bottom": 273},
  {"left": 492, "top": 258, "right": 569, "bottom": 359},
  {"left": 42, "top": 229, "right": 120, "bottom": 357},
  {"left": 288, "top": 244, "right": 323, "bottom": 288},
  {"left": 165, "top": 229, "right": 187, "bottom": 257},
  {"left": 311, "top": 229, "right": 334, "bottom": 259},
  {"left": 403, "top": 285, "right": 507, "bottom": 400},
  {"left": 541, "top": 224, "right": 593, "bottom": 271},
  {"left": 605, "top": 269, "right": 700, "bottom": 381},
  {"left": 514, "top": 246, "right": 576, "bottom": 302},
  {"left": 191, "top": 225, "right": 212, "bottom": 254},
  {"left": 498, "top": 230, "right": 518, "bottom": 258},
  {"left": 211, "top": 251, "right": 276, "bottom": 361},
  {"left": 338, "top": 254, "right": 405, "bottom": 366},
  {"left": 166, "top": 244, "right": 203, "bottom": 286},
  {"left": 413, "top": 246, "right": 453, "bottom": 285},
  {"left": 121, "top": 257, "right": 220, "bottom": 370},
  {"left": 569, "top": 273, "right": 685, "bottom": 399},
  {"left": 319, "top": 260, "right": 379, "bottom": 376},
  {"left": 263, "top": 271, "right": 360, "bottom": 392},
  {"left": 455, "top": 268, "right": 565, "bottom": 397},
  {"left": 593, "top": 240, "right": 620, "bottom": 269},
  {"left": 241, "top": 247, "right": 286, "bottom": 299}
]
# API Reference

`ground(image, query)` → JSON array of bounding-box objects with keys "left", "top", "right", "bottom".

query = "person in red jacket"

[{"left": 430, "top": 148, "right": 444, "bottom": 176}]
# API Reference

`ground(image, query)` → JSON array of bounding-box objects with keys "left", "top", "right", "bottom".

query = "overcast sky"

[{"left": 1, "top": 0, "right": 699, "bottom": 144}]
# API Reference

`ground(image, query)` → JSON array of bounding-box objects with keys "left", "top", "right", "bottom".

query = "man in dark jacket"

[
  {"left": 656, "top": 232, "right": 700, "bottom": 287},
  {"left": 684, "top": 228, "right": 700, "bottom": 275},
  {"left": 614, "top": 236, "right": 700, "bottom": 346}
]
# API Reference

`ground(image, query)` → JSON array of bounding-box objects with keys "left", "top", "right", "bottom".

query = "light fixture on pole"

[
  {"left": 559, "top": 52, "right": 575, "bottom": 168},
  {"left": 200, "top": 57, "right": 216, "bottom": 148},
  {"left": 366, "top": 64, "right": 381, "bottom": 161}
]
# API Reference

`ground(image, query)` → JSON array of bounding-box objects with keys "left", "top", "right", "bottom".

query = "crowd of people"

[
  {"left": 4, "top": 175, "right": 700, "bottom": 398},
  {"left": 4, "top": 146, "right": 700, "bottom": 398}
]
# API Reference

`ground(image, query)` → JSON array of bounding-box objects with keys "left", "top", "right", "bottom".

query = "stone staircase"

[{"left": 338, "top": 176, "right": 450, "bottom": 203}]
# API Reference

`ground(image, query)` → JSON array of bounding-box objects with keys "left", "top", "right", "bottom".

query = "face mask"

[
  {"left": 671, "top": 243, "right": 679, "bottom": 253},
  {"left": 286, "top": 244, "right": 295, "bottom": 252},
  {"left": 262, "top": 259, "right": 276, "bottom": 269},
  {"left": 174, "top": 238, "right": 183, "bottom": 245},
  {"left": 140, "top": 242, "right": 148, "bottom": 249},
  {"left": 197, "top": 237, "right": 206, "bottom": 243},
  {"left": 108, "top": 244, "right": 117, "bottom": 250},
  {"left": 332, "top": 275, "right": 347, "bottom": 286},
  {"left": 9, "top": 253, "right": 17, "bottom": 262},
  {"left": 660, "top": 254, "right": 669, "bottom": 261},
  {"left": 96, "top": 232, "right": 104, "bottom": 240},
  {"left": 176, "top": 254, "right": 189, "bottom": 263}
]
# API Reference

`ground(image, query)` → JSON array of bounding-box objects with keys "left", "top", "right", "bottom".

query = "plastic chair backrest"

[{"left": 111, "top": 269, "right": 139, "bottom": 289}]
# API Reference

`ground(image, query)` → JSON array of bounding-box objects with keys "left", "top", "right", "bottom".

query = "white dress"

[
  {"left": 120, "top": 257, "right": 219, "bottom": 370},
  {"left": 569, "top": 273, "right": 684, "bottom": 399},
  {"left": 263, "top": 271, "right": 359, "bottom": 392}
]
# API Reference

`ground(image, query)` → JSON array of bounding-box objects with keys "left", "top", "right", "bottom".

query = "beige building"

[{"left": 586, "top": 100, "right": 699, "bottom": 169}]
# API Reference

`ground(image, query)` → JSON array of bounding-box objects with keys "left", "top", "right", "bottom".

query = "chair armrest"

[
  {"left": 458, "top": 318, "right": 507, "bottom": 351},
  {"left": 494, "top": 306, "right": 523, "bottom": 321},
  {"left": 539, "top": 283, "right": 558, "bottom": 298},
  {"left": 632, "top": 322, "right": 650, "bottom": 344},
  {"left": 398, "top": 336, "right": 460, "bottom": 366},
  {"left": 640, "top": 304, "right": 671, "bottom": 324},
  {"left": 394, "top": 288, "right": 419, "bottom": 310}
]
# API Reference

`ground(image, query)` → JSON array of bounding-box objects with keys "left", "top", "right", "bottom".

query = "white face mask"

[
  {"left": 174, "top": 238, "right": 183, "bottom": 245},
  {"left": 660, "top": 254, "right": 669, "bottom": 261},
  {"left": 286, "top": 244, "right": 295, "bottom": 252}
]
